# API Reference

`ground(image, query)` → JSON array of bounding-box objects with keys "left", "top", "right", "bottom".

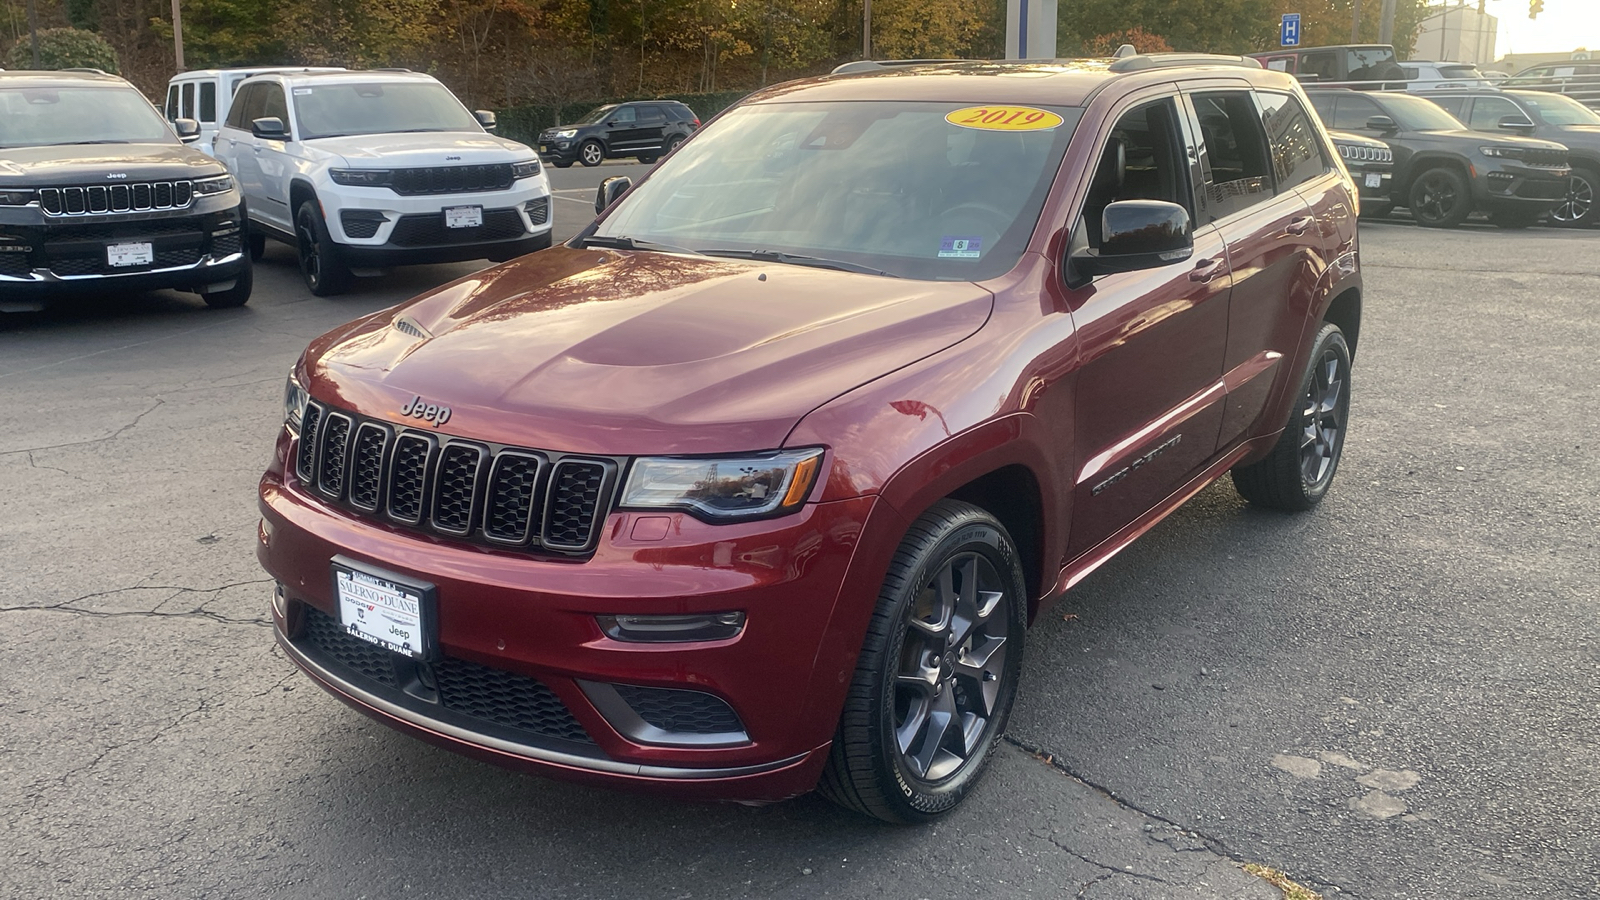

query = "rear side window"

[
  {"left": 1467, "top": 95, "right": 1522, "bottom": 131},
  {"left": 639, "top": 105, "right": 667, "bottom": 124},
  {"left": 181, "top": 82, "right": 195, "bottom": 119},
  {"left": 224, "top": 84, "right": 252, "bottom": 128},
  {"left": 1432, "top": 95, "right": 1467, "bottom": 118},
  {"left": 1401, "top": 66, "right": 1421, "bottom": 80},
  {"left": 1331, "top": 94, "right": 1382, "bottom": 130},
  {"left": 1190, "top": 91, "right": 1274, "bottom": 223},
  {"left": 199, "top": 82, "right": 217, "bottom": 123},
  {"left": 1257, "top": 92, "right": 1327, "bottom": 191}
]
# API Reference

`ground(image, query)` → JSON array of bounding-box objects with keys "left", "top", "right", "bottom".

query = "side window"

[
  {"left": 1401, "top": 66, "right": 1420, "bottom": 80},
  {"left": 610, "top": 106, "right": 638, "bottom": 124},
  {"left": 1257, "top": 92, "right": 1327, "bottom": 192},
  {"left": 181, "top": 82, "right": 195, "bottom": 119},
  {"left": 1332, "top": 94, "right": 1382, "bottom": 130},
  {"left": 1191, "top": 91, "right": 1274, "bottom": 223},
  {"left": 166, "top": 84, "right": 180, "bottom": 121},
  {"left": 1468, "top": 95, "right": 1522, "bottom": 130},
  {"left": 224, "top": 85, "right": 251, "bottom": 129},
  {"left": 1301, "top": 53, "right": 1338, "bottom": 82},
  {"left": 1079, "top": 97, "right": 1191, "bottom": 247},
  {"left": 260, "top": 85, "right": 289, "bottom": 133},
  {"left": 199, "top": 82, "right": 217, "bottom": 124},
  {"left": 639, "top": 105, "right": 667, "bottom": 124},
  {"left": 1307, "top": 92, "right": 1335, "bottom": 125},
  {"left": 1432, "top": 95, "right": 1467, "bottom": 119}
]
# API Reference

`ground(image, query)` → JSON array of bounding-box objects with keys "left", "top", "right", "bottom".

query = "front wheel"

[
  {"left": 1408, "top": 167, "right": 1471, "bottom": 228},
  {"left": 1551, "top": 165, "right": 1597, "bottom": 228},
  {"left": 294, "top": 201, "right": 353, "bottom": 297},
  {"left": 1231, "top": 322, "right": 1352, "bottom": 511},
  {"left": 819, "top": 500, "right": 1026, "bottom": 823},
  {"left": 201, "top": 257, "right": 252, "bottom": 309},
  {"left": 247, "top": 231, "right": 267, "bottom": 262},
  {"left": 579, "top": 140, "right": 604, "bottom": 167}
]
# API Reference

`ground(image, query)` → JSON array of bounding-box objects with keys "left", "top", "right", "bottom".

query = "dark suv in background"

[
  {"left": 0, "top": 70, "right": 250, "bottom": 312},
  {"left": 537, "top": 100, "right": 698, "bottom": 167},
  {"left": 1308, "top": 88, "right": 1570, "bottom": 227},
  {"left": 1429, "top": 90, "right": 1600, "bottom": 227}
]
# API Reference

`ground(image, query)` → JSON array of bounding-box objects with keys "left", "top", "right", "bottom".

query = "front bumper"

[
  {"left": 257, "top": 428, "right": 883, "bottom": 801},
  {"left": 1476, "top": 162, "right": 1572, "bottom": 209},
  {"left": 536, "top": 138, "right": 582, "bottom": 164},
  {"left": 1351, "top": 166, "right": 1394, "bottom": 204},
  {"left": 324, "top": 180, "right": 554, "bottom": 264}
]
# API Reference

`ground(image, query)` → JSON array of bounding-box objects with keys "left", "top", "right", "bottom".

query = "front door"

[
  {"left": 1053, "top": 93, "right": 1232, "bottom": 561},
  {"left": 252, "top": 83, "right": 296, "bottom": 231},
  {"left": 605, "top": 106, "right": 646, "bottom": 153}
]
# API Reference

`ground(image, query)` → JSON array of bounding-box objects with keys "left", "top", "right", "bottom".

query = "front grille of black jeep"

[
  {"left": 38, "top": 181, "right": 194, "bottom": 217},
  {"left": 294, "top": 400, "right": 620, "bottom": 556},
  {"left": 391, "top": 164, "right": 516, "bottom": 196},
  {"left": 1522, "top": 148, "right": 1569, "bottom": 169}
]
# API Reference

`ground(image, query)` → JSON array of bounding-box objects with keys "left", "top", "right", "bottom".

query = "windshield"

[
  {"left": 293, "top": 82, "right": 482, "bottom": 140},
  {"left": 1517, "top": 92, "right": 1600, "bottom": 126},
  {"left": 1381, "top": 93, "right": 1466, "bottom": 131},
  {"left": 0, "top": 86, "right": 174, "bottom": 149},
  {"left": 594, "top": 100, "right": 1083, "bottom": 281},
  {"left": 576, "top": 105, "right": 616, "bottom": 125}
]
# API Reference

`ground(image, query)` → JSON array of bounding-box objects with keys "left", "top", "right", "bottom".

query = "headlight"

[
  {"left": 1481, "top": 146, "right": 1525, "bottom": 159},
  {"left": 192, "top": 174, "right": 234, "bottom": 196},
  {"left": 511, "top": 158, "right": 542, "bottom": 179},
  {"left": 330, "top": 168, "right": 394, "bottom": 187},
  {"left": 554, "top": 129, "right": 578, "bottom": 139},
  {"left": 283, "top": 373, "right": 309, "bottom": 434},
  {"left": 620, "top": 449, "right": 824, "bottom": 521},
  {"left": 0, "top": 188, "right": 34, "bottom": 206}
]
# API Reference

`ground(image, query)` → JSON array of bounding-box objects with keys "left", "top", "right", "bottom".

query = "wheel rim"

[
  {"left": 583, "top": 143, "right": 602, "bottom": 165},
  {"left": 1552, "top": 172, "right": 1594, "bottom": 224},
  {"left": 1414, "top": 173, "right": 1458, "bottom": 223},
  {"left": 1300, "top": 348, "right": 1348, "bottom": 487},
  {"left": 893, "top": 552, "right": 1011, "bottom": 785},
  {"left": 297, "top": 215, "right": 320, "bottom": 288}
]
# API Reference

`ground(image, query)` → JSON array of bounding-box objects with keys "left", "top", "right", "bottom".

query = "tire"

[
  {"left": 1407, "top": 166, "right": 1471, "bottom": 228},
  {"left": 1489, "top": 209, "right": 1542, "bottom": 229},
  {"left": 666, "top": 134, "right": 685, "bottom": 154},
  {"left": 294, "top": 200, "right": 353, "bottom": 297},
  {"left": 247, "top": 231, "right": 267, "bottom": 262},
  {"left": 579, "top": 140, "right": 604, "bottom": 167},
  {"left": 200, "top": 257, "right": 253, "bottom": 309},
  {"left": 1231, "top": 322, "right": 1352, "bottom": 511},
  {"left": 552, "top": 160, "right": 573, "bottom": 169},
  {"left": 818, "top": 500, "right": 1027, "bottom": 824},
  {"left": 1550, "top": 165, "right": 1597, "bottom": 228},
  {"left": 637, "top": 154, "right": 659, "bottom": 164}
]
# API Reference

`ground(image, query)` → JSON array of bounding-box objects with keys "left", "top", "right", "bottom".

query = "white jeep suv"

[{"left": 214, "top": 69, "right": 552, "bottom": 295}]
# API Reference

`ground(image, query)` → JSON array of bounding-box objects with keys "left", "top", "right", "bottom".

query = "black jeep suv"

[
  {"left": 1307, "top": 88, "right": 1570, "bottom": 227},
  {"left": 0, "top": 70, "right": 250, "bottom": 312},
  {"left": 536, "top": 100, "right": 698, "bottom": 168}
]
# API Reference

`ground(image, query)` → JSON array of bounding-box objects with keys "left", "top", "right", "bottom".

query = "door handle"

[
  {"left": 1189, "top": 257, "right": 1227, "bottom": 283},
  {"left": 1286, "top": 215, "right": 1315, "bottom": 235}
]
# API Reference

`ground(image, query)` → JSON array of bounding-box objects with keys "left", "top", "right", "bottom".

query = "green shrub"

[{"left": 5, "top": 28, "right": 120, "bottom": 74}]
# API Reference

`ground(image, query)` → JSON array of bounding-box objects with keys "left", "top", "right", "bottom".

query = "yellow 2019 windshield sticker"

[{"left": 945, "top": 106, "right": 1064, "bottom": 131}]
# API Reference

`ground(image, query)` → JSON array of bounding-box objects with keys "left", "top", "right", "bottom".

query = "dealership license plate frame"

[
  {"left": 444, "top": 205, "right": 484, "bottom": 229},
  {"left": 107, "top": 242, "right": 154, "bottom": 268},
  {"left": 1365, "top": 172, "right": 1384, "bottom": 188},
  {"left": 331, "top": 555, "right": 437, "bottom": 660}
]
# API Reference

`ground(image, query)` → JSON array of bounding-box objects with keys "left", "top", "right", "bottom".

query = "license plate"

[
  {"left": 1365, "top": 173, "right": 1384, "bottom": 188},
  {"left": 333, "top": 559, "right": 433, "bottom": 659},
  {"left": 539, "top": 144, "right": 549, "bottom": 153},
  {"left": 107, "top": 242, "right": 153, "bottom": 267},
  {"left": 444, "top": 206, "right": 483, "bottom": 229}
]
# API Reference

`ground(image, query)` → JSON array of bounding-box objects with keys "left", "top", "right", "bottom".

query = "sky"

[{"left": 1486, "top": 1, "right": 1600, "bottom": 55}]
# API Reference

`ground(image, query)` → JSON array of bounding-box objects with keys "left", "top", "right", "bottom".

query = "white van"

[{"left": 165, "top": 67, "right": 343, "bottom": 155}]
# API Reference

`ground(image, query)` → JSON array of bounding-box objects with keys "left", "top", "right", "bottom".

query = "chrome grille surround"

[{"left": 38, "top": 181, "right": 195, "bottom": 217}]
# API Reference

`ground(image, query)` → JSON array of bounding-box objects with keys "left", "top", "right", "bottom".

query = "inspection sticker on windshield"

[
  {"left": 945, "top": 105, "right": 1063, "bottom": 132},
  {"left": 293, "top": 88, "right": 313, "bottom": 95},
  {"left": 938, "top": 236, "right": 982, "bottom": 259}
]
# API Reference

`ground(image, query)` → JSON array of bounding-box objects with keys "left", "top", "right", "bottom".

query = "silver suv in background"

[{"left": 213, "top": 69, "right": 553, "bottom": 295}]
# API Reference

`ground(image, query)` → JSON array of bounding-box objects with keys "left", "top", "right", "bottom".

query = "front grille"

[
  {"left": 389, "top": 209, "right": 526, "bottom": 247},
  {"left": 391, "top": 164, "right": 515, "bottom": 196},
  {"left": 298, "top": 606, "right": 593, "bottom": 745},
  {"left": 1522, "top": 148, "right": 1569, "bottom": 169},
  {"left": 39, "top": 181, "right": 194, "bottom": 217},
  {"left": 613, "top": 684, "right": 745, "bottom": 736},
  {"left": 296, "top": 400, "right": 618, "bottom": 555},
  {"left": 211, "top": 232, "right": 242, "bottom": 257},
  {"left": 1336, "top": 143, "right": 1392, "bottom": 164}
]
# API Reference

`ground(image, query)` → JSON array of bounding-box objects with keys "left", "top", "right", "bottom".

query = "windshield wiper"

[
  {"left": 581, "top": 235, "right": 704, "bottom": 255},
  {"left": 61, "top": 140, "right": 132, "bottom": 145},
  {"left": 700, "top": 248, "right": 898, "bottom": 278}
]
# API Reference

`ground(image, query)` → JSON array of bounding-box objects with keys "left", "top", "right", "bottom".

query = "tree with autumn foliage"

[{"left": 1086, "top": 27, "right": 1174, "bottom": 56}]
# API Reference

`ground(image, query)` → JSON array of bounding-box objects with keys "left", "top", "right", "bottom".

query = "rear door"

[{"left": 636, "top": 104, "right": 669, "bottom": 151}]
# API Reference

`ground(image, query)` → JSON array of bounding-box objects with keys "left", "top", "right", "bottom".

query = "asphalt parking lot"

[{"left": 2, "top": 166, "right": 1596, "bottom": 899}]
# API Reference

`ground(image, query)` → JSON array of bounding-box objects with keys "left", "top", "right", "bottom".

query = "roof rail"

[
  {"left": 370, "top": 67, "right": 413, "bottom": 73},
  {"left": 830, "top": 59, "right": 968, "bottom": 75},
  {"left": 59, "top": 67, "right": 110, "bottom": 76},
  {"left": 1107, "top": 53, "right": 1262, "bottom": 72}
]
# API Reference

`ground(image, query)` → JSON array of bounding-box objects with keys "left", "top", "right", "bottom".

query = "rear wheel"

[
  {"left": 294, "top": 200, "right": 353, "bottom": 297},
  {"left": 1231, "top": 322, "right": 1352, "bottom": 511},
  {"left": 551, "top": 160, "right": 573, "bottom": 169},
  {"left": 200, "top": 257, "right": 252, "bottom": 309},
  {"left": 579, "top": 140, "right": 604, "bottom": 167},
  {"left": 819, "top": 500, "right": 1026, "bottom": 823},
  {"left": 1408, "top": 167, "right": 1471, "bottom": 228},
  {"left": 1551, "top": 165, "right": 1597, "bottom": 228}
]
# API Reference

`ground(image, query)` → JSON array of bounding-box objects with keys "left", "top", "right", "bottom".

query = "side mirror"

[
  {"left": 251, "top": 117, "right": 289, "bottom": 140},
  {"left": 595, "top": 175, "right": 632, "bottom": 215},
  {"left": 1365, "top": 115, "right": 1398, "bottom": 134},
  {"left": 474, "top": 109, "right": 498, "bottom": 131},
  {"left": 173, "top": 117, "right": 201, "bottom": 142},
  {"left": 1497, "top": 114, "right": 1537, "bottom": 135},
  {"left": 1070, "top": 200, "right": 1194, "bottom": 279}
]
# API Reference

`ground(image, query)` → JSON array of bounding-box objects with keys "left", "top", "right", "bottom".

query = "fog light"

[{"left": 596, "top": 611, "right": 745, "bottom": 643}]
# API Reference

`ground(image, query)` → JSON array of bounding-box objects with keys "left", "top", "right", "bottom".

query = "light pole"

[
  {"left": 862, "top": 0, "right": 871, "bottom": 59},
  {"left": 172, "top": 0, "right": 185, "bottom": 70},
  {"left": 27, "top": 0, "right": 40, "bottom": 67}
]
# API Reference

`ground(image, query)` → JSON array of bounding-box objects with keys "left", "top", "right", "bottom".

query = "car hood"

[
  {"left": 0, "top": 143, "right": 226, "bottom": 183},
  {"left": 307, "top": 132, "right": 535, "bottom": 165},
  {"left": 1555, "top": 124, "right": 1600, "bottom": 145},
  {"left": 1421, "top": 129, "right": 1568, "bottom": 151},
  {"left": 304, "top": 246, "right": 993, "bottom": 456}
]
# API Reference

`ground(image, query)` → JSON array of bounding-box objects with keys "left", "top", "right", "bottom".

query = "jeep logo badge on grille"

[{"left": 400, "top": 395, "right": 451, "bottom": 427}]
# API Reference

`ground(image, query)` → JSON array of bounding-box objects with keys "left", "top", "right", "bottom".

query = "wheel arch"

[
  {"left": 1322, "top": 287, "right": 1362, "bottom": 360},
  {"left": 1398, "top": 153, "right": 1472, "bottom": 199},
  {"left": 288, "top": 178, "right": 319, "bottom": 217}
]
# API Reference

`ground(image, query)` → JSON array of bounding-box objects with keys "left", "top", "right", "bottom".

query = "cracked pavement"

[{"left": 3, "top": 181, "right": 1595, "bottom": 898}]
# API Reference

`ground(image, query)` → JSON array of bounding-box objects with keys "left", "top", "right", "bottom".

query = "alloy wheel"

[
  {"left": 1552, "top": 171, "right": 1594, "bottom": 225},
  {"left": 297, "top": 215, "right": 321, "bottom": 288},
  {"left": 893, "top": 552, "right": 1011, "bottom": 784},
  {"left": 1300, "top": 347, "right": 1347, "bottom": 487},
  {"left": 582, "top": 143, "right": 603, "bottom": 166},
  {"left": 1415, "top": 173, "right": 1458, "bottom": 224}
]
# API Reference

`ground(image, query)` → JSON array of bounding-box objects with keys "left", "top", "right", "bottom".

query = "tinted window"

[
  {"left": 1380, "top": 92, "right": 1466, "bottom": 130},
  {"left": 610, "top": 106, "right": 638, "bottom": 124},
  {"left": 1346, "top": 46, "right": 1402, "bottom": 80},
  {"left": 1192, "top": 91, "right": 1274, "bottom": 222},
  {"left": 166, "top": 84, "right": 179, "bottom": 120},
  {"left": 232, "top": 83, "right": 268, "bottom": 129},
  {"left": 1332, "top": 94, "right": 1381, "bottom": 130},
  {"left": 1307, "top": 92, "right": 1335, "bottom": 123},
  {"left": 1301, "top": 53, "right": 1338, "bottom": 82},
  {"left": 291, "top": 82, "right": 482, "bottom": 140},
  {"left": 1518, "top": 92, "right": 1600, "bottom": 125},
  {"left": 199, "top": 82, "right": 217, "bottom": 123},
  {"left": 1401, "top": 66, "right": 1420, "bottom": 80},
  {"left": 1080, "top": 98, "right": 1190, "bottom": 247},
  {"left": 1468, "top": 95, "right": 1523, "bottom": 130},
  {"left": 638, "top": 105, "right": 667, "bottom": 124},
  {"left": 0, "top": 85, "right": 176, "bottom": 148},
  {"left": 223, "top": 85, "right": 250, "bottom": 128},
  {"left": 1432, "top": 95, "right": 1467, "bottom": 118},
  {"left": 181, "top": 82, "right": 195, "bottom": 119},
  {"left": 1258, "top": 92, "right": 1326, "bottom": 191},
  {"left": 260, "top": 85, "right": 289, "bottom": 132},
  {"left": 1440, "top": 65, "right": 1482, "bottom": 80}
]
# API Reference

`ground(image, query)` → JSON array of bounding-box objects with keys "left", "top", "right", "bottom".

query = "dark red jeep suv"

[{"left": 259, "top": 55, "right": 1361, "bottom": 822}]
